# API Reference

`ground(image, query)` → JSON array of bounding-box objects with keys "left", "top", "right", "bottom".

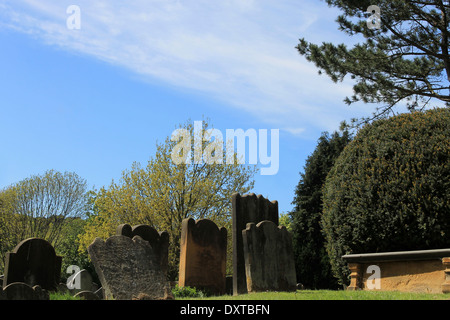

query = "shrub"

[
  {"left": 321, "top": 108, "right": 450, "bottom": 285},
  {"left": 50, "top": 292, "right": 82, "bottom": 300},
  {"left": 171, "top": 285, "right": 208, "bottom": 298}
]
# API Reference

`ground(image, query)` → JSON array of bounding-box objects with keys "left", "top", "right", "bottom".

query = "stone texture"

[
  {"left": 94, "top": 287, "right": 105, "bottom": 299},
  {"left": 242, "top": 220, "right": 297, "bottom": 292},
  {"left": 442, "top": 257, "right": 450, "bottom": 293},
  {"left": 343, "top": 249, "right": 450, "bottom": 293},
  {"left": 232, "top": 193, "right": 278, "bottom": 294},
  {"left": 117, "top": 223, "right": 169, "bottom": 276},
  {"left": 74, "top": 290, "right": 101, "bottom": 300},
  {"left": 0, "top": 282, "right": 49, "bottom": 300},
  {"left": 87, "top": 235, "right": 168, "bottom": 300},
  {"left": 358, "top": 260, "right": 445, "bottom": 293},
  {"left": 347, "top": 263, "right": 362, "bottom": 291},
  {"left": 178, "top": 218, "right": 227, "bottom": 295},
  {"left": 3, "top": 238, "right": 62, "bottom": 291},
  {"left": 67, "top": 269, "right": 96, "bottom": 295}
]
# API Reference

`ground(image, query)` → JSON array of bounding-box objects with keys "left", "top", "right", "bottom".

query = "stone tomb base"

[{"left": 342, "top": 249, "right": 450, "bottom": 293}]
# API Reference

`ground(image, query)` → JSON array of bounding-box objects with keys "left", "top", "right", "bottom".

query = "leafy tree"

[
  {"left": 0, "top": 170, "right": 89, "bottom": 273},
  {"left": 297, "top": 0, "right": 450, "bottom": 121},
  {"left": 290, "top": 125, "right": 352, "bottom": 289},
  {"left": 79, "top": 120, "right": 257, "bottom": 279},
  {"left": 279, "top": 213, "right": 293, "bottom": 233},
  {"left": 321, "top": 108, "right": 450, "bottom": 285},
  {"left": 57, "top": 217, "right": 97, "bottom": 284},
  {"left": 0, "top": 190, "right": 19, "bottom": 273}
]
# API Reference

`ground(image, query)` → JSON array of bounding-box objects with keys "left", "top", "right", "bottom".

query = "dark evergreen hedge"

[
  {"left": 290, "top": 128, "right": 352, "bottom": 289},
  {"left": 322, "top": 108, "right": 450, "bottom": 285}
]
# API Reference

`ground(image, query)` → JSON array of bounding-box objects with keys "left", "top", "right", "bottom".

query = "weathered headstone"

[
  {"left": 67, "top": 269, "right": 95, "bottom": 295},
  {"left": 232, "top": 193, "right": 279, "bottom": 294},
  {"left": 94, "top": 287, "right": 104, "bottom": 299},
  {"left": 117, "top": 223, "right": 169, "bottom": 276},
  {"left": 179, "top": 218, "right": 227, "bottom": 295},
  {"left": 242, "top": 220, "right": 297, "bottom": 292},
  {"left": 0, "top": 282, "right": 49, "bottom": 300},
  {"left": 3, "top": 238, "right": 62, "bottom": 291},
  {"left": 74, "top": 290, "right": 101, "bottom": 300},
  {"left": 87, "top": 235, "right": 168, "bottom": 300}
]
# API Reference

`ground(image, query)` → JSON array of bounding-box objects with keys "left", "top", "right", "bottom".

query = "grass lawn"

[
  {"left": 50, "top": 292, "right": 82, "bottom": 300},
  {"left": 178, "top": 290, "right": 450, "bottom": 300},
  {"left": 49, "top": 289, "right": 450, "bottom": 300}
]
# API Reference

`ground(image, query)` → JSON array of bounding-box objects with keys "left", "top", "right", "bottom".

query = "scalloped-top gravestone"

[
  {"left": 232, "top": 193, "right": 279, "bottom": 295},
  {"left": 87, "top": 235, "right": 168, "bottom": 300},
  {"left": 116, "top": 223, "right": 169, "bottom": 276},
  {"left": 179, "top": 218, "right": 227, "bottom": 295},
  {"left": 242, "top": 220, "right": 297, "bottom": 292}
]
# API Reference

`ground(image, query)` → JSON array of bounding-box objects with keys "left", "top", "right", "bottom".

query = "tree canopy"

[
  {"left": 297, "top": 0, "right": 450, "bottom": 121},
  {"left": 290, "top": 125, "right": 352, "bottom": 289},
  {"left": 0, "top": 170, "right": 89, "bottom": 272},
  {"left": 79, "top": 120, "right": 257, "bottom": 279},
  {"left": 321, "top": 108, "right": 450, "bottom": 285}
]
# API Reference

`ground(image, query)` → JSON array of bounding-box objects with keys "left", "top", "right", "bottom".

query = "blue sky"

[{"left": 0, "top": 0, "right": 376, "bottom": 214}]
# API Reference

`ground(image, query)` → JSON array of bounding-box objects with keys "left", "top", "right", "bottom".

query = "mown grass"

[
  {"left": 49, "top": 292, "right": 82, "bottom": 300},
  {"left": 177, "top": 290, "right": 450, "bottom": 300},
  {"left": 49, "top": 289, "right": 450, "bottom": 300}
]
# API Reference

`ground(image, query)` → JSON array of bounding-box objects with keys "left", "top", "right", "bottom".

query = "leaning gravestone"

[
  {"left": 88, "top": 235, "right": 168, "bottom": 300},
  {"left": 3, "top": 238, "right": 62, "bottom": 291},
  {"left": 232, "top": 193, "right": 279, "bottom": 295},
  {"left": 242, "top": 220, "right": 297, "bottom": 292},
  {"left": 179, "top": 218, "right": 227, "bottom": 295},
  {"left": 116, "top": 223, "right": 169, "bottom": 276}
]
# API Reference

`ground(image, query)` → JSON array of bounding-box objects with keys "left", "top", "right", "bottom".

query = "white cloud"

[
  {"left": 282, "top": 127, "right": 306, "bottom": 137},
  {"left": 0, "top": 0, "right": 366, "bottom": 135}
]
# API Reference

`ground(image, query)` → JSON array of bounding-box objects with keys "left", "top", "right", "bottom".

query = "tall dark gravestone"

[
  {"left": 116, "top": 223, "right": 169, "bottom": 276},
  {"left": 231, "top": 193, "right": 278, "bottom": 295},
  {"left": 3, "top": 238, "right": 62, "bottom": 291},
  {"left": 178, "top": 218, "right": 227, "bottom": 295}
]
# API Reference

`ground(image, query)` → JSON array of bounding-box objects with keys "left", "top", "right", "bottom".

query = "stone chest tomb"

[{"left": 342, "top": 248, "right": 450, "bottom": 293}]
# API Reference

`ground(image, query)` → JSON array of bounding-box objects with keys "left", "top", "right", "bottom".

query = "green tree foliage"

[
  {"left": 290, "top": 125, "right": 352, "bottom": 289},
  {"left": 279, "top": 213, "right": 293, "bottom": 233},
  {"left": 297, "top": 0, "right": 450, "bottom": 121},
  {"left": 56, "top": 217, "right": 97, "bottom": 284},
  {"left": 0, "top": 170, "right": 89, "bottom": 273},
  {"left": 321, "top": 108, "right": 450, "bottom": 285},
  {"left": 79, "top": 120, "right": 257, "bottom": 279}
]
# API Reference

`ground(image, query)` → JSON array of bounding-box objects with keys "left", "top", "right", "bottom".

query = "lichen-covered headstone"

[
  {"left": 87, "top": 235, "right": 168, "bottom": 300},
  {"left": 116, "top": 223, "right": 169, "bottom": 276},
  {"left": 242, "top": 220, "right": 297, "bottom": 292},
  {"left": 179, "top": 218, "right": 227, "bottom": 295},
  {"left": 3, "top": 238, "right": 62, "bottom": 291},
  {"left": 232, "top": 193, "right": 279, "bottom": 294}
]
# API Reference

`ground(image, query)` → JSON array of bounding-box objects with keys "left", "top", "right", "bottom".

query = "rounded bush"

[{"left": 321, "top": 108, "right": 450, "bottom": 285}]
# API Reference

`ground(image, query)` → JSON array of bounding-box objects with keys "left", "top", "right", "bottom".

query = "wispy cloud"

[
  {"left": 0, "top": 0, "right": 368, "bottom": 134},
  {"left": 282, "top": 127, "right": 306, "bottom": 137}
]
